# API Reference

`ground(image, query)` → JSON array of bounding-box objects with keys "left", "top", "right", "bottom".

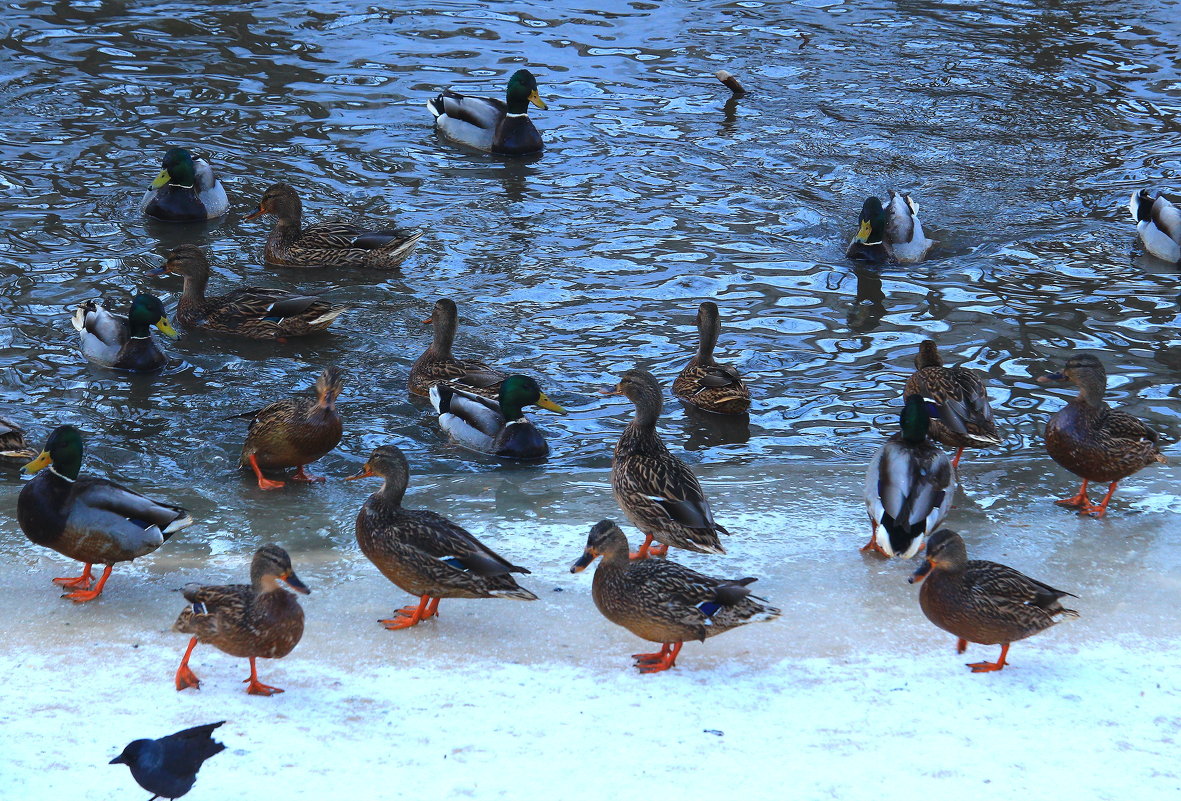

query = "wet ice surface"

[{"left": 2, "top": 460, "right": 1179, "bottom": 798}]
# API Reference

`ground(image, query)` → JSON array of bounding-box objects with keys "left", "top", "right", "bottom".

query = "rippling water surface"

[{"left": 0, "top": 0, "right": 1178, "bottom": 554}]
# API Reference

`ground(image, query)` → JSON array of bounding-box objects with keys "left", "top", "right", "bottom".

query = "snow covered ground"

[{"left": 2, "top": 460, "right": 1179, "bottom": 799}]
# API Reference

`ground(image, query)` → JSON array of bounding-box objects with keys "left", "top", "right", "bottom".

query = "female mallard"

[
  {"left": 71, "top": 294, "right": 178, "bottom": 373},
  {"left": 17, "top": 425, "right": 193, "bottom": 602},
  {"left": 234, "top": 366, "right": 344, "bottom": 490},
  {"left": 570, "top": 520, "right": 779, "bottom": 673},
  {"left": 863, "top": 394, "right": 956, "bottom": 558},
  {"left": 408, "top": 298, "right": 506, "bottom": 399},
  {"left": 909, "top": 529, "right": 1078, "bottom": 672},
  {"left": 429, "top": 374, "right": 566, "bottom": 460},
  {"left": 0, "top": 416, "right": 36, "bottom": 462},
  {"left": 427, "top": 68, "right": 547, "bottom": 155},
  {"left": 347, "top": 445, "right": 537, "bottom": 629},
  {"left": 611, "top": 368, "right": 729, "bottom": 559},
  {"left": 157, "top": 245, "right": 348, "bottom": 340},
  {"left": 672, "top": 301, "right": 750, "bottom": 415},
  {"left": 1038, "top": 354, "right": 1166, "bottom": 517},
  {"left": 846, "top": 190, "right": 935, "bottom": 264},
  {"left": 1128, "top": 189, "right": 1180, "bottom": 263},
  {"left": 140, "top": 147, "right": 229, "bottom": 221},
  {"left": 173, "top": 544, "right": 309, "bottom": 696},
  {"left": 904, "top": 340, "right": 1000, "bottom": 467},
  {"left": 244, "top": 183, "right": 422, "bottom": 270}
]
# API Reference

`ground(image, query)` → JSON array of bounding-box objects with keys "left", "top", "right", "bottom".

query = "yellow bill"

[
  {"left": 154, "top": 317, "right": 179, "bottom": 339},
  {"left": 529, "top": 90, "right": 547, "bottom": 111},
  {"left": 150, "top": 169, "right": 171, "bottom": 189},
  {"left": 537, "top": 393, "right": 567, "bottom": 414},
  {"left": 23, "top": 450, "right": 51, "bottom": 474}
]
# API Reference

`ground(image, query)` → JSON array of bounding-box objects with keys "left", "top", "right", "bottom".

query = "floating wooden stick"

[{"left": 715, "top": 70, "right": 746, "bottom": 96}]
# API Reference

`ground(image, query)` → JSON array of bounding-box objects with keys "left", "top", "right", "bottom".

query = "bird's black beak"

[{"left": 109, "top": 755, "right": 125, "bottom": 765}]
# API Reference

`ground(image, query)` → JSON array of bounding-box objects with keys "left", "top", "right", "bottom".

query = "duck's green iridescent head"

[
  {"left": 24, "top": 424, "right": 85, "bottom": 480},
  {"left": 499, "top": 375, "right": 566, "bottom": 420},
  {"left": 853, "top": 196, "right": 886, "bottom": 245},
  {"left": 128, "top": 294, "right": 178, "bottom": 339},
  {"left": 899, "top": 394, "right": 931, "bottom": 444},
  {"left": 151, "top": 148, "right": 197, "bottom": 189},
  {"left": 505, "top": 69, "right": 546, "bottom": 115}
]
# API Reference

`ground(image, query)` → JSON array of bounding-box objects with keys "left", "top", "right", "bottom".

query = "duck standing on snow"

[
  {"left": 427, "top": 68, "right": 547, "bottom": 155},
  {"left": 904, "top": 340, "right": 1000, "bottom": 467},
  {"left": 863, "top": 394, "right": 956, "bottom": 558},
  {"left": 71, "top": 293, "right": 177, "bottom": 372},
  {"left": 672, "top": 301, "right": 750, "bottom": 415},
  {"left": 234, "top": 366, "right": 344, "bottom": 490},
  {"left": 430, "top": 374, "right": 566, "bottom": 460},
  {"left": 244, "top": 183, "right": 422, "bottom": 270},
  {"left": 110, "top": 722, "right": 225, "bottom": 801},
  {"left": 347, "top": 445, "right": 537, "bottom": 630},
  {"left": 408, "top": 298, "right": 506, "bottom": 399},
  {"left": 173, "top": 544, "right": 309, "bottom": 696},
  {"left": 1128, "top": 189, "right": 1180, "bottom": 263},
  {"left": 909, "top": 530, "right": 1078, "bottom": 673},
  {"left": 140, "top": 147, "right": 229, "bottom": 221},
  {"left": 18, "top": 425, "right": 193, "bottom": 602},
  {"left": 611, "top": 368, "right": 729, "bottom": 560},
  {"left": 846, "top": 189, "right": 935, "bottom": 264},
  {"left": 570, "top": 520, "right": 779, "bottom": 674},
  {"left": 1038, "top": 354, "right": 1166, "bottom": 518}
]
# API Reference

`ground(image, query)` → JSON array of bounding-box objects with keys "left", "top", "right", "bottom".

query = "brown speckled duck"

[
  {"left": 611, "top": 368, "right": 729, "bottom": 559},
  {"left": 173, "top": 544, "right": 309, "bottom": 696},
  {"left": 672, "top": 302, "right": 750, "bottom": 415},
  {"left": 157, "top": 245, "right": 348, "bottom": 340},
  {"left": 1038, "top": 354, "right": 1166, "bottom": 517},
  {"left": 0, "top": 416, "right": 35, "bottom": 462},
  {"left": 245, "top": 183, "right": 422, "bottom": 270},
  {"left": 408, "top": 299, "right": 506, "bottom": 398},
  {"left": 909, "top": 530, "right": 1078, "bottom": 673},
  {"left": 904, "top": 340, "right": 1000, "bottom": 467},
  {"left": 570, "top": 520, "right": 779, "bottom": 673},
  {"left": 347, "top": 445, "right": 537, "bottom": 630},
  {"left": 235, "top": 366, "right": 344, "bottom": 490}
]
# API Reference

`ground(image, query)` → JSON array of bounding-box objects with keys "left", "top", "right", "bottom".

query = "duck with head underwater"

[
  {"left": 846, "top": 190, "right": 935, "bottom": 264},
  {"left": 863, "top": 394, "right": 957, "bottom": 558},
  {"left": 71, "top": 293, "right": 178, "bottom": 373},
  {"left": 1128, "top": 189, "right": 1180, "bottom": 263},
  {"left": 429, "top": 374, "right": 566, "bottom": 460},
  {"left": 428, "top": 68, "right": 547, "bottom": 155},
  {"left": 140, "top": 147, "right": 229, "bottom": 222},
  {"left": 18, "top": 425, "right": 193, "bottom": 602}
]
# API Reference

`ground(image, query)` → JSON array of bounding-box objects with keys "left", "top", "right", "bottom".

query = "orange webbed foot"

[
  {"left": 175, "top": 665, "right": 201, "bottom": 692},
  {"left": 379, "top": 597, "right": 432, "bottom": 630},
  {"left": 967, "top": 661, "right": 1006, "bottom": 673},
  {"left": 53, "top": 564, "right": 94, "bottom": 589},
  {"left": 291, "top": 466, "right": 325, "bottom": 483},
  {"left": 859, "top": 539, "right": 890, "bottom": 557},
  {"left": 647, "top": 543, "right": 669, "bottom": 558},
  {"left": 62, "top": 588, "right": 103, "bottom": 603},
  {"left": 257, "top": 477, "right": 286, "bottom": 490},
  {"left": 244, "top": 678, "right": 285, "bottom": 696},
  {"left": 633, "top": 643, "right": 681, "bottom": 674}
]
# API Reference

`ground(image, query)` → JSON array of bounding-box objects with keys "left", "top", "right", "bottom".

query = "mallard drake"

[
  {"left": 244, "top": 183, "right": 422, "bottom": 270},
  {"left": 110, "top": 722, "right": 225, "bottom": 801},
  {"left": 408, "top": 298, "right": 506, "bottom": 399},
  {"left": 0, "top": 416, "right": 36, "bottom": 462},
  {"left": 71, "top": 293, "right": 177, "bottom": 373},
  {"left": 234, "top": 366, "right": 344, "bottom": 490},
  {"left": 672, "top": 301, "right": 750, "bottom": 415},
  {"left": 156, "top": 245, "right": 348, "bottom": 340},
  {"left": 570, "top": 520, "right": 779, "bottom": 673},
  {"left": 846, "top": 190, "right": 935, "bottom": 264},
  {"left": 427, "top": 68, "right": 547, "bottom": 155},
  {"left": 611, "top": 368, "right": 729, "bottom": 559},
  {"left": 904, "top": 340, "right": 1000, "bottom": 467},
  {"left": 347, "top": 445, "right": 537, "bottom": 629},
  {"left": 140, "top": 147, "right": 229, "bottom": 221},
  {"left": 429, "top": 374, "right": 566, "bottom": 460},
  {"left": 1129, "top": 189, "right": 1180, "bottom": 263},
  {"left": 173, "top": 544, "right": 309, "bottom": 696},
  {"left": 863, "top": 394, "right": 956, "bottom": 558},
  {"left": 909, "top": 529, "right": 1078, "bottom": 672},
  {"left": 1038, "top": 354, "right": 1166, "bottom": 517},
  {"left": 17, "top": 425, "right": 193, "bottom": 602}
]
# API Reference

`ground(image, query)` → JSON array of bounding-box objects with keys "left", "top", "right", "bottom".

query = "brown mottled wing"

[
  {"left": 176, "top": 583, "right": 254, "bottom": 635},
  {"left": 299, "top": 221, "right": 417, "bottom": 252},
  {"left": 616, "top": 450, "right": 722, "bottom": 533},
  {"left": 403, "top": 508, "right": 530, "bottom": 576},
  {"left": 964, "top": 560, "right": 1077, "bottom": 617},
  {"left": 1099, "top": 408, "right": 1159, "bottom": 445}
]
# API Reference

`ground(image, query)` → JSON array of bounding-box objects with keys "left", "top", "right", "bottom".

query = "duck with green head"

[
  {"left": 427, "top": 68, "right": 547, "bottom": 155},
  {"left": 71, "top": 293, "right": 177, "bottom": 372},
  {"left": 846, "top": 190, "right": 935, "bottom": 264},
  {"left": 429, "top": 374, "right": 566, "bottom": 460},
  {"left": 18, "top": 425, "right": 193, "bottom": 602},
  {"left": 140, "top": 147, "right": 229, "bottom": 221},
  {"left": 863, "top": 394, "right": 957, "bottom": 558}
]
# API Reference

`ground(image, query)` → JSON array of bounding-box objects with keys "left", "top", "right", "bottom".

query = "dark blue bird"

[{"left": 110, "top": 721, "right": 226, "bottom": 800}]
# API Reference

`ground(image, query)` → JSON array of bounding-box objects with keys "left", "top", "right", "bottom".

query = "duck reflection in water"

[
  {"left": 846, "top": 266, "right": 887, "bottom": 333},
  {"left": 678, "top": 403, "right": 751, "bottom": 450}
]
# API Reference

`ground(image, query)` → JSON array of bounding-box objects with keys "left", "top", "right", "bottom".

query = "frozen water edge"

[{"left": 1, "top": 458, "right": 1179, "bottom": 798}]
